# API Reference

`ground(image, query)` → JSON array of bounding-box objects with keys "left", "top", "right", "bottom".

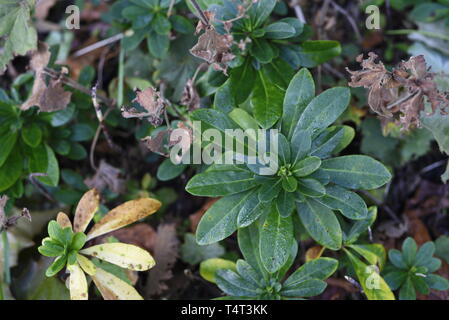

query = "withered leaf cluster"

[
  {"left": 145, "top": 223, "right": 179, "bottom": 297},
  {"left": 142, "top": 122, "right": 192, "bottom": 158},
  {"left": 21, "top": 42, "right": 72, "bottom": 112},
  {"left": 190, "top": 11, "right": 235, "bottom": 74},
  {"left": 0, "top": 195, "right": 31, "bottom": 232},
  {"left": 121, "top": 87, "right": 166, "bottom": 127},
  {"left": 84, "top": 160, "right": 126, "bottom": 194},
  {"left": 347, "top": 52, "right": 449, "bottom": 130}
]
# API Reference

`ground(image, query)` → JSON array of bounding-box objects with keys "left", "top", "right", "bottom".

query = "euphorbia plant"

[
  {"left": 186, "top": 68, "right": 392, "bottom": 274},
  {"left": 38, "top": 189, "right": 161, "bottom": 300},
  {"left": 202, "top": 224, "right": 338, "bottom": 300}
]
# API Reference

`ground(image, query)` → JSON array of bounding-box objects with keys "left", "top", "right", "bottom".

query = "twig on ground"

[
  {"left": 290, "top": 0, "right": 306, "bottom": 23},
  {"left": 190, "top": 0, "right": 210, "bottom": 26},
  {"left": 72, "top": 32, "right": 125, "bottom": 58},
  {"left": 330, "top": 0, "right": 362, "bottom": 43},
  {"left": 27, "top": 173, "right": 55, "bottom": 202},
  {"left": 89, "top": 84, "right": 121, "bottom": 170}
]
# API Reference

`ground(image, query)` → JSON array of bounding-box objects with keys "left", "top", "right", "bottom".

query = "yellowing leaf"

[
  {"left": 67, "top": 263, "right": 88, "bottom": 300},
  {"left": 74, "top": 189, "right": 100, "bottom": 233},
  {"left": 344, "top": 248, "right": 395, "bottom": 300},
  {"left": 199, "top": 258, "right": 236, "bottom": 283},
  {"left": 56, "top": 212, "right": 72, "bottom": 230},
  {"left": 305, "top": 245, "right": 324, "bottom": 261},
  {"left": 91, "top": 267, "right": 143, "bottom": 300},
  {"left": 76, "top": 254, "right": 96, "bottom": 276},
  {"left": 86, "top": 198, "right": 161, "bottom": 240},
  {"left": 81, "top": 243, "right": 155, "bottom": 271}
]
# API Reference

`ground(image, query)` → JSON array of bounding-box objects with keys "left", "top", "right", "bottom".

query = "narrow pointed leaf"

[
  {"left": 81, "top": 243, "right": 155, "bottom": 271},
  {"left": 316, "top": 185, "right": 368, "bottom": 220},
  {"left": 282, "top": 68, "right": 315, "bottom": 139},
  {"left": 77, "top": 254, "right": 97, "bottom": 276},
  {"left": 294, "top": 87, "right": 350, "bottom": 137},
  {"left": 91, "top": 268, "right": 143, "bottom": 300},
  {"left": 186, "top": 170, "right": 255, "bottom": 196},
  {"left": 87, "top": 198, "right": 161, "bottom": 240},
  {"left": 260, "top": 207, "right": 294, "bottom": 273},
  {"left": 321, "top": 155, "right": 392, "bottom": 190},
  {"left": 67, "top": 263, "right": 88, "bottom": 300},
  {"left": 196, "top": 192, "right": 251, "bottom": 245},
  {"left": 74, "top": 189, "right": 100, "bottom": 233},
  {"left": 297, "top": 199, "right": 342, "bottom": 250}
]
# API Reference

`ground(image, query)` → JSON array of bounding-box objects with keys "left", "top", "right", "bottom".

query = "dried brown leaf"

[
  {"left": 145, "top": 223, "right": 179, "bottom": 297},
  {"left": 21, "top": 42, "right": 72, "bottom": 112},
  {"left": 142, "top": 130, "right": 171, "bottom": 156},
  {"left": 190, "top": 26, "right": 235, "bottom": 74},
  {"left": 84, "top": 160, "right": 126, "bottom": 194},
  {"left": 347, "top": 53, "right": 449, "bottom": 131},
  {"left": 121, "top": 87, "right": 165, "bottom": 127}
]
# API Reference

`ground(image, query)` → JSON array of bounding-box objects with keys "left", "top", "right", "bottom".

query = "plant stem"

[
  {"left": 190, "top": 0, "right": 209, "bottom": 26},
  {"left": 117, "top": 41, "right": 125, "bottom": 107},
  {"left": 2, "top": 231, "right": 10, "bottom": 285}
]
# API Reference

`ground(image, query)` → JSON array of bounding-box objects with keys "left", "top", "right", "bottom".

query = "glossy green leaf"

[
  {"left": 216, "top": 269, "right": 260, "bottom": 297},
  {"left": 260, "top": 207, "right": 294, "bottom": 273},
  {"left": 229, "top": 58, "right": 256, "bottom": 104},
  {"left": 157, "top": 158, "right": 187, "bottom": 181},
  {"left": 297, "top": 40, "right": 341, "bottom": 68},
  {"left": 292, "top": 156, "right": 321, "bottom": 177},
  {"left": 276, "top": 190, "right": 296, "bottom": 217},
  {"left": 311, "top": 125, "right": 355, "bottom": 158},
  {"left": 399, "top": 277, "right": 416, "bottom": 300},
  {"left": 0, "top": 130, "right": 18, "bottom": 167},
  {"left": 264, "top": 21, "right": 296, "bottom": 39},
  {"left": 281, "top": 279, "right": 326, "bottom": 298},
  {"left": 196, "top": 192, "right": 251, "bottom": 245},
  {"left": 238, "top": 224, "right": 268, "bottom": 279},
  {"left": 45, "top": 255, "right": 68, "bottom": 277},
  {"left": 294, "top": 87, "right": 350, "bottom": 137},
  {"left": 317, "top": 185, "right": 368, "bottom": 220},
  {"left": 282, "top": 176, "right": 298, "bottom": 192},
  {"left": 297, "top": 178, "right": 325, "bottom": 198},
  {"left": 21, "top": 123, "right": 42, "bottom": 148},
  {"left": 0, "top": 146, "right": 22, "bottom": 192},
  {"left": 237, "top": 190, "right": 272, "bottom": 228},
  {"left": 281, "top": 68, "right": 315, "bottom": 139},
  {"left": 283, "top": 257, "right": 338, "bottom": 288},
  {"left": 248, "top": 0, "right": 277, "bottom": 28},
  {"left": 321, "top": 155, "right": 392, "bottom": 190},
  {"left": 251, "top": 69, "right": 284, "bottom": 128},
  {"left": 258, "top": 178, "right": 282, "bottom": 202},
  {"left": 297, "top": 198, "right": 342, "bottom": 250},
  {"left": 250, "top": 39, "right": 276, "bottom": 64},
  {"left": 186, "top": 168, "right": 255, "bottom": 196},
  {"left": 147, "top": 32, "right": 169, "bottom": 58},
  {"left": 290, "top": 129, "right": 312, "bottom": 165}
]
